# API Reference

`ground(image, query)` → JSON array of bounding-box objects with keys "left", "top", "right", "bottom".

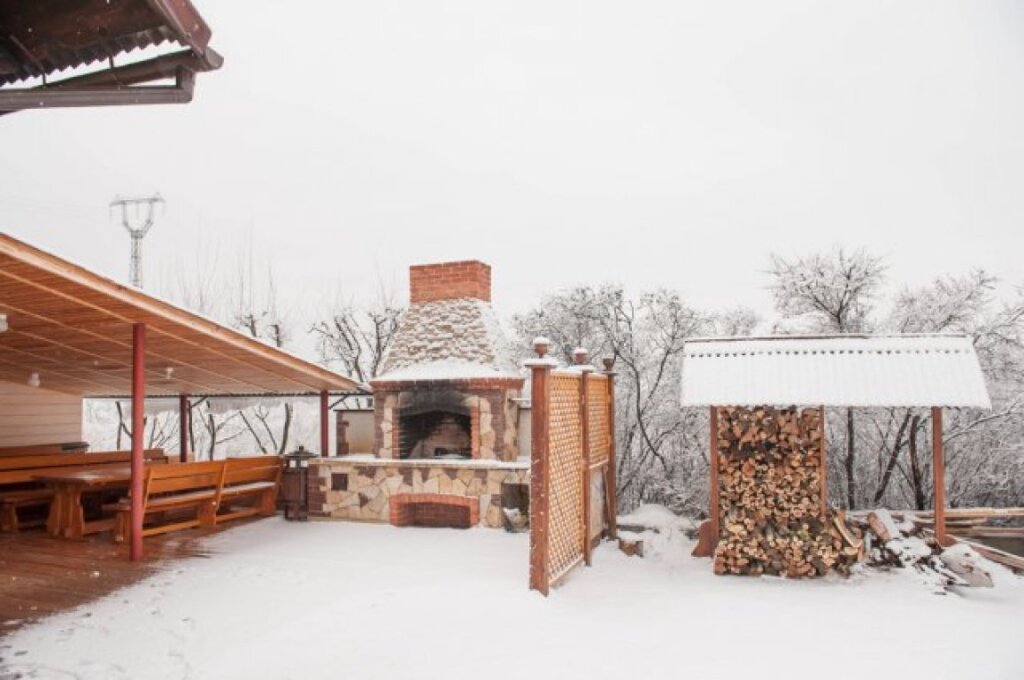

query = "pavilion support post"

[
  {"left": 319, "top": 390, "right": 329, "bottom": 457},
  {"left": 179, "top": 394, "right": 190, "bottom": 463},
  {"left": 130, "top": 323, "right": 146, "bottom": 562},
  {"left": 709, "top": 406, "right": 720, "bottom": 552},
  {"left": 932, "top": 406, "right": 949, "bottom": 546}
]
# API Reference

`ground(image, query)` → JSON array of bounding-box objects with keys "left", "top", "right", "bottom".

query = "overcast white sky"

[{"left": 2, "top": 0, "right": 1023, "bottom": 353}]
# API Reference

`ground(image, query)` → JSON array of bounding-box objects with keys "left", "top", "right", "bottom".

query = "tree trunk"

[
  {"left": 907, "top": 415, "right": 927, "bottom": 510},
  {"left": 873, "top": 411, "right": 911, "bottom": 506},
  {"left": 277, "top": 403, "right": 293, "bottom": 455},
  {"left": 188, "top": 405, "right": 197, "bottom": 460},
  {"left": 207, "top": 413, "right": 217, "bottom": 459},
  {"left": 845, "top": 408, "right": 856, "bottom": 509}
]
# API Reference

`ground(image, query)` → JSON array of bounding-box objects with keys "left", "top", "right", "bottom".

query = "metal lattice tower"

[{"left": 110, "top": 194, "right": 164, "bottom": 288}]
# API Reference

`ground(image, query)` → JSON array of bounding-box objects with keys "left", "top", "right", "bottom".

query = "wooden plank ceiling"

[{"left": 0, "top": 234, "right": 359, "bottom": 397}]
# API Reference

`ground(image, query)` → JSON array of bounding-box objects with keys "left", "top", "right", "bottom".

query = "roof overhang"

[
  {"left": 681, "top": 334, "right": 992, "bottom": 409},
  {"left": 0, "top": 0, "right": 222, "bottom": 114},
  {"left": 0, "top": 233, "right": 359, "bottom": 398}
]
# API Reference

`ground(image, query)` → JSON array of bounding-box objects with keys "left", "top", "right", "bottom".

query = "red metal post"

[
  {"left": 932, "top": 406, "right": 949, "bottom": 546},
  {"left": 319, "top": 390, "right": 329, "bottom": 457},
  {"left": 179, "top": 394, "right": 189, "bottom": 463},
  {"left": 130, "top": 323, "right": 146, "bottom": 561}
]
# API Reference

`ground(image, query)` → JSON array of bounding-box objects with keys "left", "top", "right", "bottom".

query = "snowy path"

[{"left": 2, "top": 519, "right": 1022, "bottom": 680}]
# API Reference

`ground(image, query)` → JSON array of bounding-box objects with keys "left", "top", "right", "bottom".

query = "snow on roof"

[
  {"left": 680, "top": 334, "right": 992, "bottom": 409},
  {"left": 373, "top": 359, "right": 520, "bottom": 382},
  {"left": 375, "top": 298, "right": 521, "bottom": 382}
]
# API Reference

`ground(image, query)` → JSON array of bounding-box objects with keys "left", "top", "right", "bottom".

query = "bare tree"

[
  {"left": 768, "top": 248, "right": 886, "bottom": 509},
  {"left": 713, "top": 307, "right": 760, "bottom": 336},
  {"left": 229, "top": 241, "right": 297, "bottom": 455},
  {"left": 514, "top": 285, "right": 711, "bottom": 514},
  {"left": 311, "top": 289, "right": 403, "bottom": 382}
]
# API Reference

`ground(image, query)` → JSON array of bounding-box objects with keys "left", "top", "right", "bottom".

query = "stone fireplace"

[
  {"left": 400, "top": 410, "right": 471, "bottom": 459},
  {"left": 308, "top": 260, "right": 529, "bottom": 529}
]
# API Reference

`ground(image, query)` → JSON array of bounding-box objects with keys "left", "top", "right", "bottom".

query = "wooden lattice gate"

[{"left": 528, "top": 346, "right": 618, "bottom": 595}]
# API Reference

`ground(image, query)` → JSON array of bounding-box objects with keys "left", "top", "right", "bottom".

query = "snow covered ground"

[{"left": 2, "top": 515, "right": 1023, "bottom": 680}]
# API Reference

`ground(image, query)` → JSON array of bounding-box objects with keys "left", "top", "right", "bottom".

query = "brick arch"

[{"left": 390, "top": 494, "right": 479, "bottom": 529}]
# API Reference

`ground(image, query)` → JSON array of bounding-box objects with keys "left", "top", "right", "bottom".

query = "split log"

[
  {"left": 691, "top": 519, "right": 715, "bottom": 558},
  {"left": 619, "top": 537, "right": 644, "bottom": 558}
]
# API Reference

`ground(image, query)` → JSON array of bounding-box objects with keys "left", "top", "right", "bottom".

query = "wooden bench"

[
  {"left": 0, "top": 449, "right": 166, "bottom": 532},
  {"left": 113, "top": 461, "right": 226, "bottom": 543},
  {"left": 112, "top": 456, "right": 282, "bottom": 541},
  {"left": 218, "top": 456, "right": 282, "bottom": 524}
]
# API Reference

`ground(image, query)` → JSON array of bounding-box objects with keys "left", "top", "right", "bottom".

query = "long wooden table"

[{"left": 35, "top": 465, "right": 135, "bottom": 539}]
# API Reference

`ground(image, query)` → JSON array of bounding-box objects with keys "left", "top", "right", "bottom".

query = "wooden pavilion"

[
  {"left": 681, "top": 334, "right": 992, "bottom": 562},
  {"left": 0, "top": 233, "right": 359, "bottom": 559}
]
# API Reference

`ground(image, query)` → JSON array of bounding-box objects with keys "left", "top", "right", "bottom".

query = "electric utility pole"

[{"left": 111, "top": 194, "right": 164, "bottom": 288}]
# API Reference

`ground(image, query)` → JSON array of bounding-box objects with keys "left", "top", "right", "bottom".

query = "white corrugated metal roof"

[{"left": 680, "top": 334, "right": 991, "bottom": 409}]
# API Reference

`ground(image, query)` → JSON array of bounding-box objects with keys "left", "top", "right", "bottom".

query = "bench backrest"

[
  {"left": 144, "top": 461, "right": 225, "bottom": 504},
  {"left": 223, "top": 456, "right": 282, "bottom": 487},
  {"left": 0, "top": 449, "right": 167, "bottom": 485},
  {"left": 0, "top": 441, "right": 90, "bottom": 456}
]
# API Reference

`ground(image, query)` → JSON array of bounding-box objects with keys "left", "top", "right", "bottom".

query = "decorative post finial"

[
  {"left": 573, "top": 347, "right": 589, "bottom": 365},
  {"left": 533, "top": 336, "right": 550, "bottom": 358},
  {"left": 602, "top": 357, "right": 615, "bottom": 372}
]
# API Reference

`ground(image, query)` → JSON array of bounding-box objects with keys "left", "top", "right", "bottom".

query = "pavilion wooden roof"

[
  {"left": 0, "top": 233, "right": 359, "bottom": 397},
  {"left": 0, "top": 0, "right": 222, "bottom": 113}
]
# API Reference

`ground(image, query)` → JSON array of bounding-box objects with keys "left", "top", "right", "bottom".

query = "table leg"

[
  {"left": 64, "top": 487, "right": 86, "bottom": 539},
  {"left": 46, "top": 487, "right": 64, "bottom": 536}
]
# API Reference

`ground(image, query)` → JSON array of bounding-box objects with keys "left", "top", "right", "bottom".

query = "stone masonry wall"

[{"left": 309, "top": 458, "right": 529, "bottom": 529}]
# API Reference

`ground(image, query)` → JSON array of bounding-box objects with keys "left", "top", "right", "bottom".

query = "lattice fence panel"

[
  {"left": 587, "top": 374, "right": 610, "bottom": 466},
  {"left": 546, "top": 371, "right": 585, "bottom": 583}
]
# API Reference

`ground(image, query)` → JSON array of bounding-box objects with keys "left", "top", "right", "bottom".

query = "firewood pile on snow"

[
  {"left": 848, "top": 509, "right": 994, "bottom": 589},
  {"left": 709, "top": 406, "right": 997, "bottom": 588}
]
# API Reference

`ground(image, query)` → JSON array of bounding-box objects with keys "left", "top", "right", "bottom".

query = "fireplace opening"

[{"left": 399, "top": 410, "right": 472, "bottom": 459}]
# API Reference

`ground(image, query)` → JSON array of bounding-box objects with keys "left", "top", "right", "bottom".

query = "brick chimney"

[{"left": 409, "top": 260, "right": 491, "bottom": 304}]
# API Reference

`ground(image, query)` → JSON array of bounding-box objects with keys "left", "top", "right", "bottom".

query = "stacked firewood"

[{"left": 713, "top": 406, "right": 862, "bottom": 577}]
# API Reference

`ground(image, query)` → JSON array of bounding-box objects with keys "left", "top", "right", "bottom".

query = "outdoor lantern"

[{"left": 282, "top": 445, "right": 318, "bottom": 521}]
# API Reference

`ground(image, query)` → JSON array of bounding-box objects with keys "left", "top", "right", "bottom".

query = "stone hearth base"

[{"left": 308, "top": 455, "right": 529, "bottom": 529}]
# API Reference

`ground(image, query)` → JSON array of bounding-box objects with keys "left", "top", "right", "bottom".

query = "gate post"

[{"left": 527, "top": 338, "right": 555, "bottom": 595}]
